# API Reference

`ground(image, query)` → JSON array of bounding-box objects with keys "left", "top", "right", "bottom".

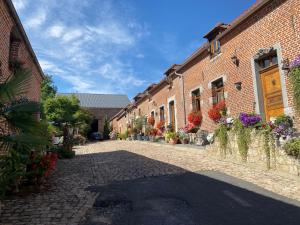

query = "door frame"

[
  {"left": 167, "top": 96, "right": 177, "bottom": 131},
  {"left": 251, "top": 43, "right": 290, "bottom": 118}
]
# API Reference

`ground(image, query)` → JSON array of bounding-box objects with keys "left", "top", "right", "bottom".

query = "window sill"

[{"left": 210, "top": 52, "right": 222, "bottom": 62}]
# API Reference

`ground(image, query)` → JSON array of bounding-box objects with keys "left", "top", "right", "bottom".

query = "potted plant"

[
  {"left": 188, "top": 111, "right": 203, "bottom": 127},
  {"left": 177, "top": 129, "right": 189, "bottom": 144},
  {"left": 165, "top": 131, "right": 178, "bottom": 144},
  {"left": 131, "top": 128, "right": 137, "bottom": 140},
  {"left": 149, "top": 128, "right": 158, "bottom": 141},
  {"left": 208, "top": 100, "right": 227, "bottom": 123}
]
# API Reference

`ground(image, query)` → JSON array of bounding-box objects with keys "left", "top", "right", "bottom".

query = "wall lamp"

[
  {"left": 231, "top": 50, "right": 239, "bottom": 67},
  {"left": 234, "top": 81, "right": 242, "bottom": 91}
]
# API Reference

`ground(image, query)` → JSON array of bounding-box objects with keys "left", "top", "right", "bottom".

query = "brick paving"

[{"left": 0, "top": 141, "right": 299, "bottom": 225}]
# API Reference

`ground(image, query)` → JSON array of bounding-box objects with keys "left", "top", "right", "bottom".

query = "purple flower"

[
  {"left": 239, "top": 113, "right": 261, "bottom": 127},
  {"left": 290, "top": 54, "right": 300, "bottom": 69}
]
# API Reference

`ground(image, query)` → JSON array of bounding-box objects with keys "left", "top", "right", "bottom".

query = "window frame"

[
  {"left": 191, "top": 88, "right": 201, "bottom": 112},
  {"left": 211, "top": 78, "right": 225, "bottom": 105}
]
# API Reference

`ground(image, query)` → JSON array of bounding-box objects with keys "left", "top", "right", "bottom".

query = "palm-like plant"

[{"left": 0, "top": 68, "right": 48, "bottom": 196}]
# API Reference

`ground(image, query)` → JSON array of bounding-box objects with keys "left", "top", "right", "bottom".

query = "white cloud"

[
  {"left": 62, "top": 29, "right": 84, "bottom": 43},
  {"left": 48, "top": 25, "right": 64, "bottom": 38},
  {"left": 12, "top": 0, "right": 28, "bottom": 11},
  {"left": 25, "top": 8, "right": 47, "bottom": 29},
  {"left": 16, "top": 0, "right": 150, "bottom": 95}
]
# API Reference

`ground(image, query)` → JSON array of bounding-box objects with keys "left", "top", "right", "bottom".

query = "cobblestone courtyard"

[{"left": 0, "top": 141, "right": 300, "bottom": 225}]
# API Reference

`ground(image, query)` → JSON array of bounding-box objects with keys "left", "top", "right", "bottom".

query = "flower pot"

[
  {"left": 131, "top": 134, "right": 137, "bottom": 140},
  {"left": 137, "top": 134, "right": 142, "bottom": 141},
  {"left": 182, "top": 139, "right": 189, "bottom": 144},
  {"left": 149, "top": 136, "right": 155, "bottom": 142},
  {"left": 144, "top": 136, "right": 149, "bottom": 141},
  {"left": 169, "top": 138, "right": 178, "bottom": 145}
]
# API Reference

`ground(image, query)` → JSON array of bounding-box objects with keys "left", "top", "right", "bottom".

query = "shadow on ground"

[{"left": 78, "top": 150, "right": 300, "bottom": 225}]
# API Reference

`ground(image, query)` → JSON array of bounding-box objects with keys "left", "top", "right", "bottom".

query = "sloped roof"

[{"left": 58, "top": 93, "right": 130, "bottom": 109}]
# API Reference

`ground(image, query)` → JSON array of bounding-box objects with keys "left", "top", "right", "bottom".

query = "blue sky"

[{"left": 12, "top": 0, "right": 255, "bottom": 99}]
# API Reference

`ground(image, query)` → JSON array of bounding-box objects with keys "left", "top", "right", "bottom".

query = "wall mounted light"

[
  {"left": 231, "top": 55, "right": 239, "bottom": 67},
  {"left": 234, "top": 81, "right": 242, "bottom": 91}
]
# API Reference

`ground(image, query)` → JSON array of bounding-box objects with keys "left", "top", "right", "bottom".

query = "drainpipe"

[{"left": 174, "top": 71, "right": 187, "bottom": 125}]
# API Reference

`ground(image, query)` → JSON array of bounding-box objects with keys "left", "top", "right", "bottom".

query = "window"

[
  {"left": 210, "top": 39, "right": 221, "bottom": 58},
  {"left": 211, "top": 78, "right": 224, "bottom": 105},
  {"left": 258, "top": 54, "right": 278, "bottom": 71},
  {"left": 159, "top": 106, "right": 165, "bottom": 121},
  {"left": 138, "top": 108, "right": 141, "bottom": 116},
  {"left": 9, "top": 27, "right": 21, "bottom": 64},
  {"left": 191, "top": 89, "right": 201, "bottom": 112},
  {"left": 151, "top": 111, "right": 155, "bottom": 117}
]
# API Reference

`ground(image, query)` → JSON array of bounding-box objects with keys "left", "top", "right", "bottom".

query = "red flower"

[
  {"left": 214, "top": 100, "right": 226, "bottom": 111},
  {"left": 188, "top": 111, "right": 202, "bottom": 126},
  {"left": 156, "top": 121, "right": 165, "bottom": 130},
  {"left": 208, "top": 108, "right": 222, "bottom": 122},
  {"left": 147, "top": 116, "right": 155, "bottom": 126}
]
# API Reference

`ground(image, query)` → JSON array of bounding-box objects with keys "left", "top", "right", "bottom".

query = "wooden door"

[
  {"left": 169, "top": 101, "right": 175, "bottom": 131},
  {"left": 260, "top": 66, "right": 284, "bottom": 121}
]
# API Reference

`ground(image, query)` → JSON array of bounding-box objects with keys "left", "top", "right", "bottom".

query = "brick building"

[
  {"left": 112, "top": 0, "right": 300, "bottom": 133},
  {"left": 60, "top": 93, "right": 130, "bottom": 133},
  {"left": 0, "top": 0, "right": 44, "bottom": 101}
]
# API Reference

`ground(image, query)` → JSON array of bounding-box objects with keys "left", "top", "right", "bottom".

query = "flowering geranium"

[
  {"left": 188, "top": 111, "right": 203, "bottom": 126},
  {"left": 182, "top": 123, "right": 198, "bottom": 133},
  {"left": 147, "top": 116, "right": 155, "bottom": 126},
  {"left": 214, "top": 100, "right": 227, "bottom": 113},
  {"left": 208, "top": 108, "right": 222, "bottom": 122},
  {"left": 156, "top": 120, "right": 165, "bottom": 130},
  {"left": 208, "top": 100, "right": 227, "bottom": 123},
  {"left": 150, "top": 128, "right": 158, "bottom": 136},
  {"left": 290, "top": 54, "right": 300, "bottom": 69},
  {"left": 239, "top": 113, "right": 261, "bottom": 127}
]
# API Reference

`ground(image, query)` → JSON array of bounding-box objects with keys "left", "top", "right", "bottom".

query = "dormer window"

[
  {"left": 210, "top": 39, "right": 221, "bottom": 58},
  {"left": 204, "top": 23, "right": 229, "bottom": 59}
]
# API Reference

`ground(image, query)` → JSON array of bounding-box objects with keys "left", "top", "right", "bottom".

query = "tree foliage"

[{"left": 0, "top": 68, "right": 49, "bottom": 196}]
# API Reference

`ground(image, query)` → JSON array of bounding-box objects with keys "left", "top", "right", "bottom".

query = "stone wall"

[{"left": 206, "top": 132, "right": 300, "bottom": 176}]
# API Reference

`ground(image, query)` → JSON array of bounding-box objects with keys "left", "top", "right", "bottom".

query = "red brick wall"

[
  {"left": 87, "top": 107, "right": 124, "bottom": 132},
  {"left": 112, "top": 0, "right": 300, "bottom": 132},
  {"left": 0, "top": 0, "right": 43, "bottom": 102}
]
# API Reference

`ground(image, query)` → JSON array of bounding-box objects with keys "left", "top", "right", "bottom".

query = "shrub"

[
  {"left": 283, "top": 139, "right": 300, "bottom": 158},
  {"left": 57, "top": 147, "right": 75, "bottom": 159}
]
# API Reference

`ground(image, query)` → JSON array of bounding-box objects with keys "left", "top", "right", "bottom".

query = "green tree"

[
  {"left": 103, "top": 116, "right": 111, "bottom": 140},
  {"left": 74, "top": 108, "right": 92, "bottom": 136},
  {"left": 0, "top": 68, "right": 49, "bottom": 196},
  {"left": 44, "top": 95, "right": 80, "bottom": 151},
  {"left": 40, "top": 74, "right": 57, "bottom": 118}
]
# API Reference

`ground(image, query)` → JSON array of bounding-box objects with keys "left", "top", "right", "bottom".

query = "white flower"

[{"left": 226, "top": 117, "right": 234, "bottom": 124}]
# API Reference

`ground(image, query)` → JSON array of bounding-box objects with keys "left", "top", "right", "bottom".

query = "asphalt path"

[{"left": 82, "top": 171, "right": 300, "bottom": 225}]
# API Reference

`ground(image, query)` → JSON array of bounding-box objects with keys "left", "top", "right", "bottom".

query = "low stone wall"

[{"left": 206, "top": 132, "right": 300, "bottom": 176}]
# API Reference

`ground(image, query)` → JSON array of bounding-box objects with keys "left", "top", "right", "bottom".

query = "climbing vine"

[
  {"left": 233, "top": 119, "right": 251, "bottom": 162},
  {"left": 215, "top": 124, "right": 229, "bottom": 157},
  {"left": 289, "top": 56, "right": 300, "bottom": 112}
]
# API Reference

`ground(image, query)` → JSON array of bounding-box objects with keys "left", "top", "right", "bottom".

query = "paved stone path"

[{"left": 0, "top": 141, "right": 299, "bottom": 225}]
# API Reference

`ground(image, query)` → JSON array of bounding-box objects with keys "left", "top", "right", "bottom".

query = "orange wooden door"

[
  {"left": 169, "top": 102, "right": 175, "bottom": 131},
  {"left": 260, "top": 66, "right": 284, "bottom": 121}
]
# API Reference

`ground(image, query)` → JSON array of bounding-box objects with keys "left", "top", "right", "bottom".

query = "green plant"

[
  {"left": 165, "top": 131, "right": 177, "bottom": 140},
  {"left": 233, "top": 119, "right": 251, "bottom": 161},
  {"left": 103, "top": 116, "right": 111, "bottom": 140},
  {"left": 58, "top": 148, "right": 76, "bottom": 159},
  {"left": 0, "top": 68, "right": 49, "bottom": 197},
  {"left": 283, "top": 139, "right": 300, "bottom": 158},
  {"left": 133, "top": 116, "right": 144, "bottom": 133},
  {"left": 215, "top": 124, "right": 229, "bottom": 156},
  {"left": 290, "top": 67, "right": 300, "bottom": 112}
]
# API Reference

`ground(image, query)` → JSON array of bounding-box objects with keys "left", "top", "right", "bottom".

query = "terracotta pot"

[{"left": 169, "top": 138, "right": 178, "bottom": 145}]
